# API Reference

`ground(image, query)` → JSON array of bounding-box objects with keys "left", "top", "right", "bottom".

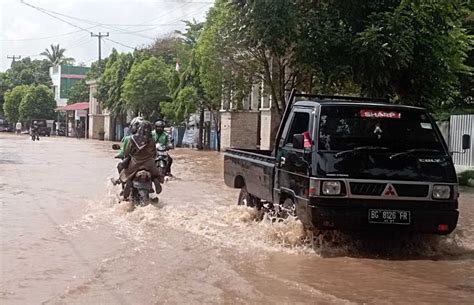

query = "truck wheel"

[
  {"left": 278, "top": 198, "right": 296, "bottom": 219},
  {"left": 238, "top": 187, "right": 256, "bottom": 207}
]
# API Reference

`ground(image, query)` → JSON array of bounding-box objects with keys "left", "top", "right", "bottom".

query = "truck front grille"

[
  {"left": 394, "top": 184, "right": 429, "bottom": 197},
  {"left": 350, "top": 182, "right": 386, "bottom": 196}
]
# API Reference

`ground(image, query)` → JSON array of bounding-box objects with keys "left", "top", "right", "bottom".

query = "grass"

[{"left": 458, "top": 170, "right": 474, "bottom": 186}]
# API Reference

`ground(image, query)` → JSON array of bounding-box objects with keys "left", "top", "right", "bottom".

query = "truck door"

[{"left": 275, "top": 108, "right": 313, "bottom": 200}]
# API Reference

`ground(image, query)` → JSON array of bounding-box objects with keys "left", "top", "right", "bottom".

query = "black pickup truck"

[{"left": 224, "top": 90, "right": 471, "bottom": 235}]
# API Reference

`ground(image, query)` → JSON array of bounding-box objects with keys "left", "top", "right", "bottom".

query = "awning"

[{"left": 56, "top": 102, "right": 89, "bottom": 112}]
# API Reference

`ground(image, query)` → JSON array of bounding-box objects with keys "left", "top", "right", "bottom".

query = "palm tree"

[{"left": 41, "top": 44, "right": 75, "bottom": 66}]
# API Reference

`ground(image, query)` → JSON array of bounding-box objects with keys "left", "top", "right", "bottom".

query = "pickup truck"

[{"left": 224, "top": 90, "right": 471, "bottom": 235}]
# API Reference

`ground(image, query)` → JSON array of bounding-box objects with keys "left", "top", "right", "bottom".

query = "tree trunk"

[
  {"left": 213, "top": 111, "right": 221, "bottom": 152},
  {"left": 206, "top": 121, "right": 211, "bottom": 150}
]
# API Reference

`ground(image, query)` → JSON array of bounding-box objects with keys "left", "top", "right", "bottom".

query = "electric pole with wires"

[
  {"left": 7, "top": 55, "right": 22, "bottom": 64},
  {"left": 90, "top": 32, "right": 109, "bottom": 63}
]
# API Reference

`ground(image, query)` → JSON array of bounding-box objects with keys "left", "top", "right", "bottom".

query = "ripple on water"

[{"left": 60, "top": 179, "right": 474, "bottom": 260}]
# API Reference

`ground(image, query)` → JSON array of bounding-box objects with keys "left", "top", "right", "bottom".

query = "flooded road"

[{"left": 1, "top": 133, "right": 473, "bottom": 304}]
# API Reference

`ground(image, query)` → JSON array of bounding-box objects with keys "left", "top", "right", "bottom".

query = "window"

[
  {"left": 285, "top": 111, "right": 310, "bottom": 146},
  {"left": 318, "top": 106, "right": 444, "bottom": 152}
]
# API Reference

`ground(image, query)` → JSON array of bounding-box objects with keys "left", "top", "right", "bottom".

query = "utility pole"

[
  {"left": 7, "top": 55, "right": 21, "bottom": 63},
  {"left": 90, "top": 32, "right": 109, "bottom": 63}
]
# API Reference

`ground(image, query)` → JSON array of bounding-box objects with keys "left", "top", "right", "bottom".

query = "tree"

[
  {"left": 197, "top": 1, "right": 254, "bottom": 110},
  {"left": 3, "top": 85, "right": 30, "bottom": 123},
  {"left": 0, "top": 57, "right": 51, "bottom": 115},
  {"left": 352, "top": 1, "right": 472, "bottom": 109},
  {"left": 122, "top": 57, "right": 171, "bottom": 120},
  {"left": 97, "top": 49, "right": 134, "bottom": 121},
  {"left": 19, "top": 85, "right": 56, "bottom": 122},
  {"left": 67, "top": 79, "right": 89, "bottom": 104},
  {"left": 41, "top": 44, "right": 75, "bottom": 66}
]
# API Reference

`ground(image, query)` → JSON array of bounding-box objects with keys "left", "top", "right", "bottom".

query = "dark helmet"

[
  {"left": 154, "top": 119, "right": 165, "bottom": 128},
  {"left": 129, "top": 117, "right": 143, "bottom": 134},
  {"left": 137, "top": 120, "right": 153, "bottom": 138}
]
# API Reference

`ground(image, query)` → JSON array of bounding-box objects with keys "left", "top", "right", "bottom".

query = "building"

[
  {"left": 50, "top": 64, "right": 90, "bottom": 106},
  {"left": 86, "top": 79, "right": 128, "bottom": 141},
  {"left": 220, "top": 82, "right": 280, "bottom": 150}
]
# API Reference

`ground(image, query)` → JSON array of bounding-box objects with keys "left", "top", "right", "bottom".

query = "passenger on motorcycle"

[
  {"left": 118, "top": 120, "right": 162, "bottom": 200},
  {"left": 116, "top": 117, "right": 143, "bottom": 161},
  {"left": 152, "top": 119, "right": 173, "bottom": 176}
]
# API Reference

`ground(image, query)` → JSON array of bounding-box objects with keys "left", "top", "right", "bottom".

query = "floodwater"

[{"left": 0, "top": 133, "right": 473, "bottom": 305}]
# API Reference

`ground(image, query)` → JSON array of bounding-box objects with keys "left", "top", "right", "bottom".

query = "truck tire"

[
  {"left": 237, "top": 186, "right": 257, "bottom": 207},
  {"left": 278, "top": 197, "right": 297, "bottom": 219}
]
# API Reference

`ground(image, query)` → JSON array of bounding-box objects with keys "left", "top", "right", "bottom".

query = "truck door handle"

[{"left": 280, "top": 157, "right": 285, "bottom": 165}]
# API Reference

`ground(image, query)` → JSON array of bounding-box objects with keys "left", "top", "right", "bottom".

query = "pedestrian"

[{"left": 15, "top": 121, "right": 22, "bottom": 135}]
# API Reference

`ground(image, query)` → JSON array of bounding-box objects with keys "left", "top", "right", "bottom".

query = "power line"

[
  {"left": 0, "top": 27, "right": 96, "bottom": 42},
  {"left": 20, "top": 1, "right": 91, "bottom": 33},
  {"left": 104, "top": 38, "right": 135, "bottom": 50}
]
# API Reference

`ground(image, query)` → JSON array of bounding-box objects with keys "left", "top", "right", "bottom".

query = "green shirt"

[
  {"left": 118, "top": 135, "right": 131, "bottom": 159},
  {"left": 152, "top": 130, "right": 169, "bottom": 146}
]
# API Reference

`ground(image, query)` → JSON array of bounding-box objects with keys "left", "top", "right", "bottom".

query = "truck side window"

[{"left": 285, "top": 112, "right": 310, "bottom": 146}]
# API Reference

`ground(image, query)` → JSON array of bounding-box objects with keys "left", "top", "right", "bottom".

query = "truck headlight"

[
  {"left": 432, "top": 185, "right": 451, "bottom": 200},
  {"left": 322, "top": 181, "right": 342, "bottom": 196}
]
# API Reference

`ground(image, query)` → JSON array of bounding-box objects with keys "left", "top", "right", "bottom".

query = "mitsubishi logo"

[{"left": 383, "top": 184, "right": 398, "bottom": 197}]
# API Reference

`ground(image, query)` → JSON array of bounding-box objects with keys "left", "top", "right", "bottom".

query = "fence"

[{"left": 449, "top": 114, "right": 474, "bottom": 167}]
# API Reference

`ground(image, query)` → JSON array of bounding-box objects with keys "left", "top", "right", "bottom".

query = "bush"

[{"left": 458, "top": 170, "right": 474, "bottom": 186}]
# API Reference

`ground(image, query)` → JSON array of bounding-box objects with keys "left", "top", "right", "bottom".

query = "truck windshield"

[{"left": 318, "top": 106, "right": 445, "bottom": 153}]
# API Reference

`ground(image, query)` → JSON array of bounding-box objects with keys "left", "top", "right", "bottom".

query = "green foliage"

[
  {"left": 97, "top": 49, "right": 134, "bottom": 118},
  {"left": 67, "top": 79, "right": 89, "bottom": 104},
  {"left": 353, "top": 1, "right": 472, "bottom": 109},
  {"left": 86, "top": 58, "right": 108, "bottom": 81},
  {"left": 458, "top": 170, "right": 474, "bottom": 186},
  {"left": 0, "top": 57, "right": 51, "bottom": 115},
  {"left": 19, "top": 85, "right": 56, "bottom": 122},
  {"left": 162, "top": 86, "right": 199, "bottom": 123},
  {"left": 196, "top": 0, "right": 472, "bottom": 114},
  {"left": 3, "top": 85, "right": 30, "bottom": 123},
  {"left": 197, "top": 1, "right": 254, "bottom": 109},
  {"left": 122, "top": 56, "right": 171, "bottom": 119},
  {"left": 41, "top": 44, "right": 75, "bottom": 65}
]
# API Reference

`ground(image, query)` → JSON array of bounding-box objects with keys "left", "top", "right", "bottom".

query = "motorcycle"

[
  {"left": 130, "top": 169, "right": 153, "bottom": 204},
  {"left": 155, "top": 143, "right": 169, "bottom": 183},
  {"left": 30, "top": 129, "right": 39, "bottom": 141},
  {"left": 111, "top": 144, "right": 156, "bottom": 205}
]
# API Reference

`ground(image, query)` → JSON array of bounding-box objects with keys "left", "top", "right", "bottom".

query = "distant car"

[{"left": 0, "top": 125, "right": 12, "bottom": 132}]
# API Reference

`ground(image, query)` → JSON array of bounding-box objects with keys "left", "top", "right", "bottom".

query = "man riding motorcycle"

[
  {"left": 152, "top": 119, "right": 173, "bottom": 176},
  {"left": 118, "top": 120, "right": 162, "bottom": 200}
]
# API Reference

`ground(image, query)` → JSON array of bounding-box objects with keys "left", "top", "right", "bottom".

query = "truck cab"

[{"left": 224, "top": 91, "right": 470, "bottom": 235}]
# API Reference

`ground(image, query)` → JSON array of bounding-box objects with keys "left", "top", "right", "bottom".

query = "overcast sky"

[{"left": 0, "top": 0, "right": 214, "bottom": 71}]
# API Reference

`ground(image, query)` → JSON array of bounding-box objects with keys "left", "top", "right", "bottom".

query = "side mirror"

[
  {"left": 293, "top": 134, "right": 305, "bottom": 150},
  {"left": 462, "top": 134, "right": 471, "bottom": 150},
  {"left": 112, "top": 144, "right": 121, "bottom": 150}
]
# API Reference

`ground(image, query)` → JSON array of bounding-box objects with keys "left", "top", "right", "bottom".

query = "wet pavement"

[{"left": 0, "top": 133, "right": 473, "bottom": 304}]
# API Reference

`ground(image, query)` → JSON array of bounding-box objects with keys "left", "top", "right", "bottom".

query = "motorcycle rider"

[
  {"left": 152, "top": 119, "right": 173, "bottom": 176},
  {"left": 31, "top": 122, "right": 39, "bottom": 140},
  {"left": 116, "top": 117, "right": 143, "bottom": 161},
  {"left": 111, "top": 117, "right": 143, "bottom": 187},
  {"left": 118, "top": 120, "right": 162, "bottom": 200}
]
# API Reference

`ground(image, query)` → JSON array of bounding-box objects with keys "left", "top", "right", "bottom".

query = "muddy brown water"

[{"left": 0, "top": 133, "right": 473, "bottom": 304}]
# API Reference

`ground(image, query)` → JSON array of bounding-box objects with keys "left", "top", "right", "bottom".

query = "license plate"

[{"left": 368, "top": 209, "right": 411, "bottom": 225}]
